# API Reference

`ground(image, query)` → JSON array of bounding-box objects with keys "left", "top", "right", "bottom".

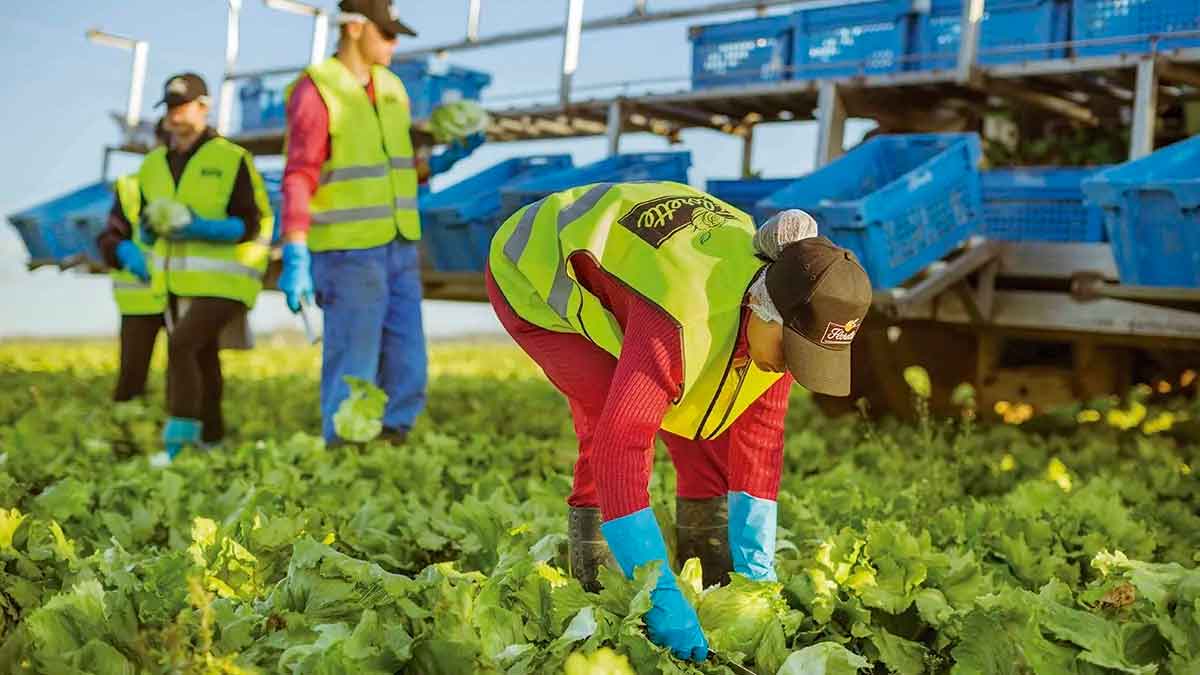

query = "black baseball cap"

[
  {"left": 339, "top": 0, "right": 417, "bottom": 38},
  {"left": 765, "top": 237, "right": 873, "bottom": 396},
  {"left": 156, "top": 73, "right": 209, "bottom": 108}
]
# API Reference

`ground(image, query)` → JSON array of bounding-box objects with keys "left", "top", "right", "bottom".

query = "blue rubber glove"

[
  {"left": 728, "top": 491, "right": 778, "bottom": 581},
  {"left": 602, "top": 508, "right": 709, "bottom": 662},
  {"left": 163, "top": 417, "right": 203, "bottom": 460},
  {"left": 115, "top": 240, "right": 150, "bottom": 282},
  {"left": 428, "top": 132, "right": 485, "bottom": 176},
  {"left": 170, "top": 215, "right": 245, "bottom": 242},
  {"left": 278, "top": 242, "right": 315, "bottom": 313}
]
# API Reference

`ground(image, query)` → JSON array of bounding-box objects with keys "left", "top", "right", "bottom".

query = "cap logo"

[
  {"left": 168, "top": 78, "right": 189, "bottom": 95},
  {"left": 617, "top": 195, "right": 736, "bottom": 248},
  {"left": 820, "top": 318, "right": 861, "bottom": 346}
]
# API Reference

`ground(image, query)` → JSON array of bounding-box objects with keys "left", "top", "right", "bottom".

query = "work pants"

[{"left": 166, "top": 296, "right": 244, "bottom": 443}]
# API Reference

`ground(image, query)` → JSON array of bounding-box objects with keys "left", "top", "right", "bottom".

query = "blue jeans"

[{"left": 312, "top": 239, "right": 428, "bottom": 441}]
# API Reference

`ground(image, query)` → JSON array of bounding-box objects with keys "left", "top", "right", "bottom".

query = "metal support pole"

[
  {"left": 310, "top": 11, "right": 330, "bottom": 65},
  {"left": 633, "top": 0, "right": 648, "bottom": 15},
  {"left": 467, "top": 0, "right": 482, "bottom": 42},
  {"left": 957, "top": 0, "right": 984, "bottom": 83},
  {"left": 560, "top": 0, "right": 585, "bottom": 108},
  {"left": 1130, "top": 58, "right": 1159, "bottom": 159},
  {"left": 101, "top": 147, "right": 114, "bottom": 183},
  {"left": 815, "top": 81, "right": 847, "bottom": 167},
  {"left": 128, "top": 41, "right": 149, "bottom": 131},
  {"left": 218, "top": 0, "right": 243, "bottom": 136},
  {"left": 606, "top": 98, "right": 623, "bottom": 156},
  {"left": 741, "top": 127, "right": 754, "bottom": 178}
]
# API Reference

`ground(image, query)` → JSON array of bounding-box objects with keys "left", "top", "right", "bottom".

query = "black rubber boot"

[
  {"left": 676, "top": 496, "right": 732, "bottom": 589},
  {"left": 568, "top": 506, "right": 616, "bottom": 593}
]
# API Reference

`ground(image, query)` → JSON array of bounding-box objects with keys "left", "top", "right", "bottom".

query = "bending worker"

[
  {"left": 97, "top": 171, "right": 165, "bottom": 402},
  {"left": 277, "top": 0, "right": 483, "bottom": 445},
  {"left": 486, "top": 182, "right": 872, "bottom": 661},
  {"left": 131, "top": 73, "right": 273, "bottom": 460}
]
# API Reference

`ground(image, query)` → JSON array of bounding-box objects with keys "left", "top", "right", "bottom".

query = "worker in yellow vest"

[
  {"left": 96, "top": 171, "right": 167, "bottom": 402},
  {"left": 132, "top": 73, "right": 274, "bottom": 461},
  {"left": 277, "top": 0, "right": 483, "bottom": 444},
  {"left": 487, "top": 183, "right": 873, "bottom": 661}
]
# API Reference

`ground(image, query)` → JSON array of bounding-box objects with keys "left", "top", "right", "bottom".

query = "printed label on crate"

[{"left": 617, "top": 195, "right": 736, "bottom": 247}]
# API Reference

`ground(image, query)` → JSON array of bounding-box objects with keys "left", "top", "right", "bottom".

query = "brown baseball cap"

[
  {"left": 765, "top": 237, "right": 873, "bottom": 396},
  {"left": 156, "top": 73, "right": 209, "bottom": 108},
  {"left": 339, "top": 0, "right": 417, "bottom": 38}
]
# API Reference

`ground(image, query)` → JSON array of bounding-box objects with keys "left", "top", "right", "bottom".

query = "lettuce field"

[{"left": 0, "top": 339, "right": 1198, "bottom": 674}]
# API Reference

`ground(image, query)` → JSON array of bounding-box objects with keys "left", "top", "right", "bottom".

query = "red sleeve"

[
  {"left": 282, "top": 76, "right": 329, "bottom": 239},
  {"left": 725, "top": 374, "right": 792, "bottom": 501},
  {"left": 571, "top": 257, "right": 687, "bottom": 522}
]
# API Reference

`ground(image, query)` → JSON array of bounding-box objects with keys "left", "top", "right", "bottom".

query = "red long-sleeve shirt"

[
  {"left": 489, "top": 255, "right": 793, "bottom": 521},
  {"left": 282, "top": 75, "right": 429, "bottom": 240}
]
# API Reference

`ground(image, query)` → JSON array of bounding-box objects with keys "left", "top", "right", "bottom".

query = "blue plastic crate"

[
  {"left": 1081, "top": 135, "right": 1200, "bottom": 287},
  {"left": 6, "top": 213, "right": 55, "bottom": 262},
  {"left": 689, "top": 15, "right": 794, "bottom": 89},
  {"left": 758, "top": 133, "right": 983, "bottom": 289},
  {"left": 912, "top": 0, "right": 1070, "bottom": 70},
  {"left": 239, "top": 77, "right": 288, "bottom": 133},
  {"left": 389, "top": 59, "right": 492, "bottom": 120},
  {"left": 421, "top": 155, "right": 574, "bottom": 272},
  {"left": 706, "top": 178, "right": 800, "bottom": 217},
  {"left": 499, "top": 152, "right": 693, "bottom": 221},
  {"left": 792, "top": 0, "right": 918, "bottom": 80},
  {"left": 982, "top": 167, "right": 1108, "bottom": 242},
  {"left": 1073, "top": 0, "right": 1200, "bottom": 56}
]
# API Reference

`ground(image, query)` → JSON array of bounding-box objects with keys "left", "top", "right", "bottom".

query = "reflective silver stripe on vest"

[
  {"left": 394, "top": 196, "right": 419, "bottom": 211},
  {"left": 502, "top": 199, "right": 546, "bottom": 264},
  {"left": 391, "top": 157, "right": 416, "bottom": 170},
  {"left": 320, "top": 164, "right": 389, "bottom": 185},
  {"left": 113, "top": 280, "right": 152, "bottom": 290},
  {"left": 547, "top": 184, "right": 614, "bottom": 318},
  {"left": 158, "top": 256, "right": 263, "bottom": 280},
  {"left": 311, "top": 205, "right": 394, "bottom": 226}
]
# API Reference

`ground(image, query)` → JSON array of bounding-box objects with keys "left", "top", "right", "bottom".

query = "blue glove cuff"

[
  {"left": 282, "top": 241, "right": 311, "bottom": 266},
  {"left": 728, "top": 491, "right": 778, "bottom": 581},
  {"left": 601, "top": 508, "right": 676, "bottom": 589},
  {"left": 189, "top": 216, "right": 246, "bottom": 242},
  {"left": 115, "top": 239, "right": 140, "bottom": 265}
]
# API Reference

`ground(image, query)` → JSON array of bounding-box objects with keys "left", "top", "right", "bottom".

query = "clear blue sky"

[{"left": 0, "top": 0, "right": 872, "bottom": 338}]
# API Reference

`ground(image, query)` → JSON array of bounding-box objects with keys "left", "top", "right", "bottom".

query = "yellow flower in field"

[
  {"left": 323, "top": 531, "right": 336, "bottom": 545},
  {"left": 1107, "top": 402, "right": 1147, "bottom": 431},
  {"left": 1182, "top": 370, "right": 1197, "bottom": 388},
  {"left": 565, "top": 648, "right": 635, "bottom": 675},
  {"left": 1046, "top": 458, "right": 1072, "bottom": 492},
  {"left": 999, "top": 454, "right": 1016, "bottom": 472},
  {"left": 1141, "top": 412, "right": 1176, "bottom": 435},
  {"left": 1076, "top": 410, "right": 1101, "bottom": 424},
  {"left": 1180, "top": 464, "right": 1192, "bottom": 476},
  {"left": 535, "top": 561, "right": 569, "bottom": 588},
  {"left": 903, "top": 366, "right": 931, "bottom": 399}
]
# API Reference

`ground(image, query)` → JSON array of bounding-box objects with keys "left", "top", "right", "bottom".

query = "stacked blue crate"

[
  {"left": 911, "top": 0, "right": 1071, "bottom": 70},
  {"left": 981, "top": 167, "right": 1108, "bottom": 242},
  {"left": 792, "top": 0, "right": 919, "bottom": 79},
  {"left": 420, "top": 155, "right": 574, "bottom": 272},
  {"left": 1082, "top": 135, "right": 1200, "bottom": 288},
  {"left": 6, "top": 182, "right": 115, "bottom": 266},
  {"left": 758, "top": 133, "right": 984, "bottom": 289},
  {"left": 499, "top": 152, "right": 693, "bottom": 221},
  {"left": 1072, "top": 0, "right": 1200, "bottom": 56},
  {"left": 688, "top": 14, "right": 794, "bottom": 89},
  {"left": 705, "top": 178, "right": 801, "bottom": 218}
]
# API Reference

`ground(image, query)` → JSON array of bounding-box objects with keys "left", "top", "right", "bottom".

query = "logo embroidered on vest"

[
  {"left": 820, "top": 318, "right": 861, "bottom": 346},
  {"left": 200, "top": 168, "right": 223, "bottom": 178},
  {"left": 617, "top": 195, "right": 735, "bottom": 248}
]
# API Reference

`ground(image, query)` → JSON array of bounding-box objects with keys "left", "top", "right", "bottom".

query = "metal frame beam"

[
  {"left": 815, "top": 81, "right": 846, "bottom": 167},
  {"left": 1131, "top": 57, "right": 1159, "bottom": 158},
  {"left": 957, "top": 0, "right": 984, "bottom": 83},
  {"left": 606, "top": 98, "right": 623, "bottom": 156},
  {"left": 560, "top": 0, "right": 585, "bottom": 108},
  {"left": 218, "top": 0, "right": 243, "bottom": 136}
]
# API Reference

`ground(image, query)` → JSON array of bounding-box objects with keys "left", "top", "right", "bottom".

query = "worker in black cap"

[
  {"left": 278, "top": 0, "right": 485, "bottom": 446},
  {"left": 99, "top": 72, "right": 274, "bottom": 462}
]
